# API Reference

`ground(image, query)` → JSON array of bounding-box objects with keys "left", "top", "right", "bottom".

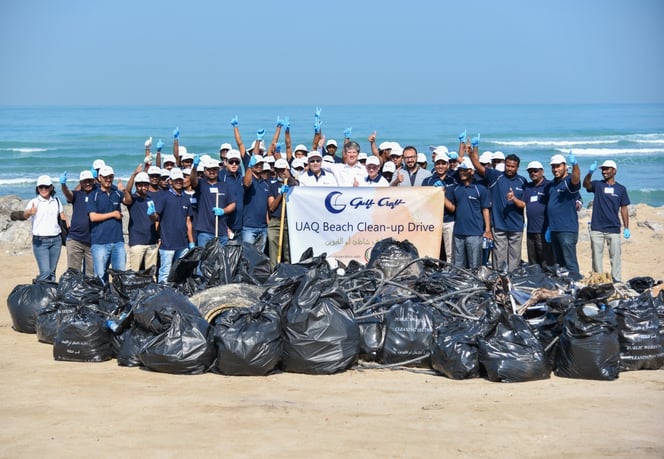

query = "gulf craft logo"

[{"left": 324, "top": 191, "right": 406, "bottom": 214}]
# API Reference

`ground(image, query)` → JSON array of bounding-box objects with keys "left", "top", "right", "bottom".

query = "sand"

[{"left": 1, "top": 203, "right": 663, "bottom": 458}]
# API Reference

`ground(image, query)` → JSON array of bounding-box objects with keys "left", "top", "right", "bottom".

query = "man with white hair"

[
  {"left": 583, "top": 159, "right": 631, "bottom": 281},
  {"left": 298, "top": 150, "right": 338, "bottom": 186},
  {"left": 321, "top": 140, "right": 366, "bottom": 187}
]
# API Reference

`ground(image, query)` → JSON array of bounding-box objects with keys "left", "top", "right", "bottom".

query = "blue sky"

[{"left": 1, "top": 0, "right": 663, "bottom": 105}]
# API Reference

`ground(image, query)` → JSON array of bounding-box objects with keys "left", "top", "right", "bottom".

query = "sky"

[{"left": 1, "top": 0, "right": 663, "bottom": 105}]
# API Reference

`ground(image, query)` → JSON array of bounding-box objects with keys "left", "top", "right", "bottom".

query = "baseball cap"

[
  {"left": 261, "top": 162, "right": 272, "bottom": 171},
  {"left": 323, "top": 155, "right": 335, "bottom": 163},
  {"left": 326, "top": 139, "right": 338, "bottom": 148},
  {"left": 182, "top": 168, "right": 192, "bottom": 176},
  {"left": 457, "top": 158, "right": 475, "bottom": 170},
  {"left": 492, "top": 151, "right": 505, "bottom": 161},
  {"left": 92, "top": 159, "right": 106, "bottom": 170},
  {"left": 180, "top": 152, "right": 194, "bottom": 162},
  {"left": 37, "top": 175, "right": 52, "bottom": 187},
  {"left": 550, "top": 154, "right": 566, "bottom": 165},
  {"left": 389, "top": 147, "right": 403, "bottom": 157},
  {"left": 79, "top": 170, "right": 94, "bottom": 181},
  {"left": 479, "top": 151, "right": 493, "bottom": 164},
  {"left": 378, "top": 141, "right": 392, "bottom": 151},
  {"left": 434, "top": 153, "right": 450, "bottom": 163},
  {"left": 178, "top": 146, "right": 188, "bottom": 156},
  {"left": 417, "top": 153, "right": 427, "bottom": 163},
  {"left": 600, "top": 160, "right": 617, "bottom": 170},
  {"left": 249, "top": 140, "right": 266, "bottom": 152},
  {"left": 358, "top": 152, "right": 368, "bottom": 161},
  {"left": 163, "top": 154, "right": 176, "bottom": 165},
  {"left": 294, "top": 144, "right": 308, "bottom": 153},
  {"left": 382, "top": 161, "right": 396, "bottom": 173},
  {"left": 431, "top": 145, "right": 449, "bottom": 155},
  {"left": 292, "top": 158, "right": 305, "bottom": 169},
  {"left": 307, "top": 150, "right": 322, "bottom": 160},
  {"left": 135, "top": 172, "right": 150, "bottom": 183},
  {"left": 203, "top": 158, "right": 220, "bottom": 169},
  {"left": 251, "top": 155, "right": 265, "bottom": 165},
  {"left": 275, "top": 158, "right": 289, "bottom": 169},
  {"left": 147, "top": 166, "right": 162, "bottom": 175},
  {"left": 366, "top": 156, "right": 381, "bottom": 167},
  {"left": 526, "top": 161, "right": 544, "bottom": 170},
  {"left": 219, "top": 143, "right": 232, "bottom": 151},
  {"left": 264, "top": 155, "right": 275, "bottom": 164},
  {"left": 99, "top": 166, "right": 115, "bottom": 177},
  {"left": 227, "top": 150, "right": 241, "bottom": 161},
  {"left": 170, "top": 168, "right": 184, "bottom": 180},
  {"left": 160, "top": 168, "right": 171, "bottom": 177}
]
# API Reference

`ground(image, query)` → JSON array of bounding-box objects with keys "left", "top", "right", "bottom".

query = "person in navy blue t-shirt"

[
  {"left": 60, "top": 169, "right": 96, "bottom": 276},
  {"left": 583, "top": 159, "right": 631, "bottom": 281},
  {"left": 522, "top": 161, "right": 555, "bottom": 268},
  {"left": 122, "top": 166, "right": 158, "bottom": 274},
  {"left": 445, "top": 158, "right": 492, "bottom": 269},
  {"left": 542, "top": 152, "right": 581, "bottom": 277},
  {"left": 242, "top": 154, "right": 271, "bottom": 253},
  {"left": 422, "top": 150, "right": 457, "bottom": 263},
  {"left": 219, "top": 149, "right": 245, "bottom": 239}
]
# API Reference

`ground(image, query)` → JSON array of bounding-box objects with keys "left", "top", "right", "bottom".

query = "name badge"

[
  {"left": 604, "top": 187, "right": 614, "bottom": 194},
  {"left": 209, "top": 187, "right": 218, "bottom": 194},
  {"left": 530, "top": 195, "right": 538, "bottom": 202}
]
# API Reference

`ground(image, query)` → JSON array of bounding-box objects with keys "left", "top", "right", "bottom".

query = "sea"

[{"left": 1, "top": 104, "right": 663, "bottom": 206}]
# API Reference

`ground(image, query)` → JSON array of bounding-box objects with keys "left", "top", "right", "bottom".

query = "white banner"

[{"left": 285, "top": 187, "right": 444, "bottom": 265}]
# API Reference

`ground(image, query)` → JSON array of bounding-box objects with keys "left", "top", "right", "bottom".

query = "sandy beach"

[{"left": 1, "top": 202, "right": 663, "bottom": 458}]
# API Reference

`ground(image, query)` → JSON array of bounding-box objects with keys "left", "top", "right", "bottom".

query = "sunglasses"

[
  {"left": 309, "top": 158, "right": 322, "bottom": 163},
  {"left": 227, "top": 159, "right": 241, "bottom": 165},
  {"left": 294, "top": 167, "right": 304, "bottom": 171},
  {"left": 38, "top": 185, "right": 51, "bottom": 189}
]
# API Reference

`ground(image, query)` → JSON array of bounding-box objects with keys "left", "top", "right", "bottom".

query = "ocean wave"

[
  {"left": 493, "top": 139, "right": 619, "bottom": 147},
  {"left": 555, "top": 147, "right": 664, "bottom": 156},
  {"left": 0, "top": 147, "right": 49, "bottom": 153}
]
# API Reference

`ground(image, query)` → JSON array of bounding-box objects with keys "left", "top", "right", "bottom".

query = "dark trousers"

[{"left": 526, "top": 232, "right": 555, "bottom": 268}]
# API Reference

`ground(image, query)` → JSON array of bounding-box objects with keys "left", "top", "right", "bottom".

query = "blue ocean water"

[{"left": 1, "top": 104, "right": 663, "bottom": 206}]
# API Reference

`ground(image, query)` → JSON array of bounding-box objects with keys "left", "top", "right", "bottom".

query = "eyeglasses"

[
  {"left": 275, "top": 168, "right": 286, "bottom": 172},
  {"left": 294, "top": 167, "right": 304, "bottom": 171},
  {"left": 309, "top": 158, "right": 321, "bottom": 163},
  {"left": 38, "top": 185, "right": 50, "bottom": 189},
  {"left": 366, "top": 165, "right": 379, "bottom": 170},
  {"left": 403, "top": 156, "right": 417, "bottom": 160},
  {"left": 227, "top": 159, "right": 240, "bottom": 165}
]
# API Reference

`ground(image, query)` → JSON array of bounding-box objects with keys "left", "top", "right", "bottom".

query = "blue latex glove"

[
  {"left": 471, "top": 133, "right": 480, "bottom": 147},
  {"left": 545, "top": 227, "right": 551, "bottom": 243},
  {"left": 193, "top": 155, "right": 200, "bottom": 168},
  {"left": 230, "top": 115, "right": 239, "bottom": 127},
  {"left": 59, "top": 171, "right": 67, "bottom": 185},
  {"left": 173, "top": 127, "right": 180, "bottom": 139},
  {"left": 248, "top": 156, "right": 258, "bottom": 168},
  {"left": 213, "top": 207, "right": 225, "bottom": 216},
  {"left": 275, "top": 143, "right": 282, "bottom": 154},
  {"left": 458, "top": 130, "right": 467, "bottom": 143},
  {"left": 567, "top": 150, "right": 577, "bottom": 165},
  {"left": 146, "top": 201, "right": 156, "bottom": 216},
  {"left": 314, "top": 118, "right": 322, "bottom": 134},
  {"left": 284, "top": 117, "right": 290, "bottom": 131},
  {"left": 276, "top": 116, "right": 285, "bottom": 128},
  {"left": 344, "top": 127, "right": 352, "bottom": 139},
  {"left": 315, "top": 107, "right": 321, "bottom": 119},
  {"left": 188, "top": 241, "right": 196, "bottom": 250},
  {"left": 256, "top": 129, "right": 265, "bottom": 141},
  {"left": 448, "top": 152, "right": 458, "bottom": 160},
  {"left": 279, "top": 184, "right": 289, "bottom": 195},
  {"left": 623, "top": 228, "right": 631, "bottom": 239},
  {"left": 588, "top": 161, "right": 597, "bottom": 174},
  {"left": 90, "top": 166, "right": 98, "bottom": 179},
  {"left": 156, "top": 139, "right": 164, "bottom": 152}
]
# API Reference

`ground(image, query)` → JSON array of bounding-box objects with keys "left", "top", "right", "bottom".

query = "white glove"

[{"left": 145, "top": 136, "right": 153, "bottom": 148}]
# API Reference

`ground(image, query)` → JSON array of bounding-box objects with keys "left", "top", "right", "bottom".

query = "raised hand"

[
  {"left": 458, "top": 130, "right": 467, "bottom": 143},
  {"left": 344, "top": 127, "right": 352, "bottom": 139},
  {"left": 314, "top": 118, "right": 322, "bottom": 134},
  {"left": 248, "top": 156, "right": 258, "bottom": 168},
  {"left": 276, "top": 116, "right": 285, "bottom": 128},
  {"left": 256, "top": 129, "right": 265, "bottom": 140},
  {"left": 471, "top": 133, "right": 480, "bottom": 147},
  {"left": 567, "top": 150, "right": 577, "bottom": 165},
  {"left": 230, "top": 115, "right": 239, "bottom": 127},
  {"left": 588, "top": 161, "right": 597, "bottom": 175},
  {"left": 315, "top": 107, "right": 322, "bottom": 119},
  {"left": 145, "top": 136, "right": 153, "bottom": 148},
  {"left": 156, "top": 139, "right": 164, "bottom": 152},
  {"left": 368, "top": 131, "right": 376, "bottom": 143},
  {"left": 59, "top": 171, "right": 67, "bottom": 185},
  {"left": 193, "top": 155, "right": 200, "bottom": 168},
  {"left": 284, "top": 117, "right": 290, "bottom": 131},
  {"left": 173, "top": 127, "right": 179, "bottom": 139},
  {"left": 275, "top": 142, "right": 282, "bottom": 154}
]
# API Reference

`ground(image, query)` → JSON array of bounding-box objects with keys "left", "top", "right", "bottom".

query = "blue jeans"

[
  {"left": 550, "top": 231, "right": 579, "bottom": 276},
  {"left": 242, "top": 226, "right": 267, "bottom": 253},
  {"left": 158, "top": 247, "right": 188, "bottom": 283},
  {"left": 453, "top": 235, "right": 482, "bottom": 269},
  {"left": 92, "top": 242, "right": 126, "bottom": 284},
  {"left": 32, "top": 235, "right": 62, "bottom": 282},
  {"left": 198, "top": 232, "right": 228, "bottom": 249}
]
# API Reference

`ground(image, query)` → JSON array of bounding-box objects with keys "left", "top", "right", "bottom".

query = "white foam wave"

[
  {"left": 494, "top": 140, "right": 619, "bottom": 147},
  {"left": 554, "top": 147, "right": 664, "bottom": 156},
  {"left": 0, "top": 147, "right": 49, "bottom": 153},
  {"left": 0, "top": 177, "right": 49, "bottom": 185}
]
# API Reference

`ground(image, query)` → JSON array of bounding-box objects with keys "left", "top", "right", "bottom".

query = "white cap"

[
  {"left": 160, "top": 168, "right": 171, "bottom": 177},
  {"left": 79, "top": 170, "right": 94, "bottom": 181},
  {"left": 249, "top": 140, "right": 265, "bottom": 152},
  {"left": 417, "top": 153, "right": 427, "bottom": 163},
  {"left": 307, "top": 150, "right": 322, "bottom": 159},
  {"left": 358, "top": 152, "right": 368, "bottom": 161},
  {"left": 326, "top": 139, "right": 338, "bottom": 148},
  {"left": 292, "top": 158, "right": 305, "bottom": 169},
  {"left": 265, "top": 155, "right": 275, "bottom": 164},
  {"left": 261, "top": 162, "right": 272, "bottom": 171},
  {"left": 550, "top": 154, "right": 566, "bottom": 165},
  {"left": 251, "top": 154, "right": 265, "bottom": 165},
  {"left": 323, "top": 155, "right": 335, "bottom": 163},
  {"left": 180, "top": 152, "right": 194, "bottom": 162},
  {"left": 431, "top": 145, "right": 448, "bottom": 156},
  {"left": 458, "top": 158, "right": 475, "bottom": 170},
  {"left": 182, "top": 168, "right": 192, "bottom": 175},
  {"left": 378, "top": 141, "right": 392, "bottom": 151},
  {"left": 434, "top": 153, "right": 450, "bottom": 163},
  {"left": 600, "top": 160, "right": 617, "bottom": 170},
  {"left": 219, "top": 143, "right": 232, "bottom": 151},
  {"left": 526, "top": 161, "right": 544, "bottom": 170},
  {"left": 99, "top": 165, "right": 115, "bottom": 177},
  {"left": 382, "top": 161, "right": 396, "bottom": 173},
  {"left": 294, "top": 144, "right": 308, "bottom": 153},
  {"left": 479, "top": 151, "right": 493, "bottom": 164},
  {"left": 163, "top": 154, "right": 176, "bottom": 165},
  {"left": 147, "top": 166, "right": 161, "bottom": 175},
  {"left": 170, "top": 168, "right": 184, "bottom": 180},
  {"left": 389, "top": 147, "right": 403, "bottom": 157},
  {"left": 92, "top": 159, "right": 106, "bottom": 170},
  {"left": 203, "top": 158, "right": 220, "bottom": 169},
  {"left": 199, "top": 154, "right": 212, "bottom": 163},
  {"left": 134, "top": 172, "right": 150, "bottom": 183},
  {"left": 37, "top": 175, "right": 52, "bottom": 186},
  {"left": 227, "top": 150, "right": 241, "bottom": 161},
  {"left": 492, "top": 151, "right": 505, "bottom": 161},
  {"left": 366, "top": 156, "right": 380, "bottom": 166},
  {"left": 275, "top": 158, "right": 289, "bottom": 169},
  {"left": 178, "top": 146, "right": 188, "bottom": 156}
]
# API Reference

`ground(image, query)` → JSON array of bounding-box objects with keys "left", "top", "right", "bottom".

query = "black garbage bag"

[
  {"left": 627, "top": 276, "right": 656, "bottom": 294},
  {"left": 478, "top": 314, "right": 550, "bottom": 382},
  {"left": 132, "top": 287, "right": 202, "bottom": 334},
  {"left": 356, "top": 316, "right": 384, "bottom": 361},
  {"left": 138, "top": 311, "right": 215, "bottom": 374},
  {"left": 281, "top": 269, "right": 360, "bottom": 374},
  {"left": 527, "top": 306, "right": 566, "bottom": 369},
  {"left": 555, "top": 303, "right": 620, "bottom": 380},
  {"left": 237, "top": 241, "right": 272, "bottom": 285},
  {"left": 109, "top": 268, "right": 156, "bottom": 300},
  {"left": 53, "top": 308, "right": 113, "bottom": 362},
  {"left": 57, "top": 269, "right": 103, "bottom": 305},
  {"left": 614, "top": 293, "right": 664, "bottom": 371},
  {"left": 367, "top": 238, "right": 421, "bottom": 280},
  {"left": 36, "top": 301, "right": 77, "bottom": 344},
  {"left": 168, "top": 246, "right": 204, "bottom": 284},
  {"left": 381, "top": 300, "right": 438, "bottom": 366},
  {"left": 212, "top": 303, "right": 282, "bottom": 376},
  {"left": 510, "top": 264, "right": 566, "bottom": 290},
  {"left": 116, "top": 325, "right": 154, "bottom": 367},
  {"left": 655, "top": 290, "right": 664, "bottom": 340},
  {"left": 199, "top": 238, "right": 242, "bottom": 287},
  {"left": 576, "top": 283, "right": 615, "bottom": 302},
  {"left": 261, "top": 254, "right": 333, "bottom": 310},
  {"left": 7, "top": 280, "right": 59, "bottom": 333}
]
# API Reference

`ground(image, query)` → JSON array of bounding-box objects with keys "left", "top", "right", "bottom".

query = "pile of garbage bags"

[{"left": 6, "top": 237, "right": 664, "bottom": 381}]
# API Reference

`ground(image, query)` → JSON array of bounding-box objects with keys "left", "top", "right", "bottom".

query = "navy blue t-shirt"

[
  {"left": 543, "top": 175, "right": 581, "bottom": 232},
  {"left": 220, "top": 169, "right": 245, "bottom": 232},
  {"left": 67, "top": 189, "right": 93, "bottom": 244},
  {"left": 194, "top": 179, "right": 234, "bottom": 237},
  {"left": 484, "top": 168, "right": 527, "bottom": 232},
  {"left": 422, "top": 173, "right": 458, "bottom": 223},
  {"left": 523, "top": 178, "right": 550, "bottom": 234},
  {"left": 87, "top": 185, "right": 124, "bottom": 244},
  {"left": 154, "top": 188, "right": 192, "bottom": 250},
  {"left": 126, "top": 194, "right": 159, "bottom": 246},
  {"left": 588, "top": 180, "right": 630, "bottom": 233},
  {"left": 243, "top": 176, "right": 270, "bottom": 228},
  {"left": 448, "top": 182, "right": 491, "bottom": 236}
]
